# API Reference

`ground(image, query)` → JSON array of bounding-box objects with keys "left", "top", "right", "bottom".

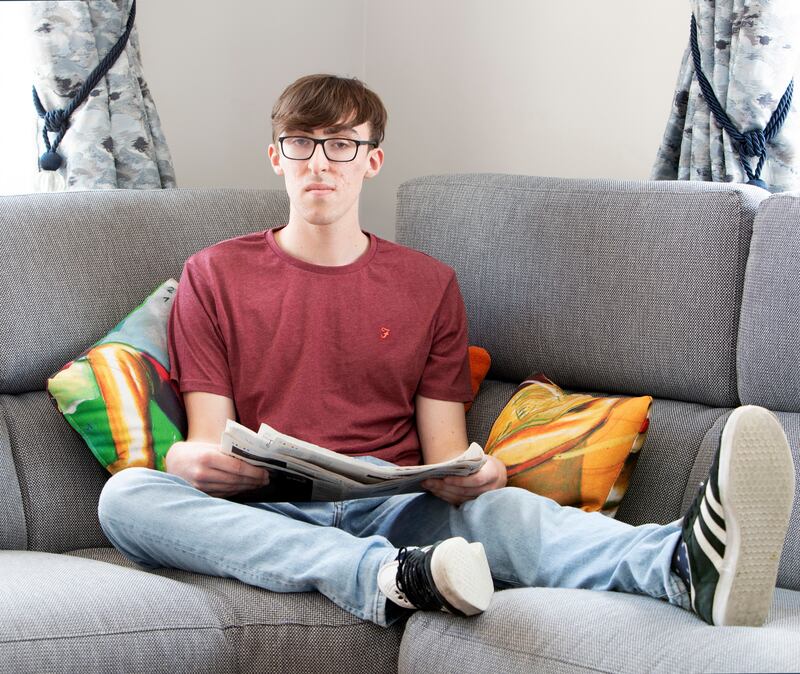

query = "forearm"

[{"left": 416, "top": 394, "right": 469, "bottom": 465}]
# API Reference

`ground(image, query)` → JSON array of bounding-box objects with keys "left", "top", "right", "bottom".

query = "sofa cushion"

[
  {"left": 399, "top": 587, "right": 800, "bottom": 674},
  {"left": 468, "top": 386, "right": 727, "bottom": 528},
  {"left": 1, "top": 391, "right": 110, "bottom": 552},
  {"left": 738, "top": 193, "right": 800, "bottom": 412},
  {"left": 0, "top": 188, "right": 288, "bottom": 395},
  {"left": 1, "top": 549, "right": 402, "bottom": 674},
  {"left": 67, "top": 548, "right": 403, "bottom": 674},
  {"left": 484, "top": 374, "right": 651, "bottom": 514},
  {"left": 465, "top": 345, "right": 491, "bottom": 413},
  {"left": 466, "top": 379, "right": 518, "bottom": 449},
  {"left": 47, "top": 280, "right": 185, "bottom": 474},
  {"left": 607, "top": 398, "right": 727, "bottom": 527},
  {"left": 396, "top": 175, "right": 766, "bottom": 407},
  {"left": 0, "top": 550, "right": 234, "bottom": 673},
  {"left": 0, "top": 412, "right": 26, "bottom": 550}
]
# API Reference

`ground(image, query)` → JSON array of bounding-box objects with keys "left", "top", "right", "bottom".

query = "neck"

[{"left": 275, "top": 215, "right": 369, "bottom": 267}]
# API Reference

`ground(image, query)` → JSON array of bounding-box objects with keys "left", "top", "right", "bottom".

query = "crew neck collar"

[{"left": 265, "top": 226, "right": 377, "bottom": 275}]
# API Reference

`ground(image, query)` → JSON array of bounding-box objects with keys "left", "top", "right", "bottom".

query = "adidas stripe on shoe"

[{"left": 678, "top": 405, "right": 795, "bottom": 626}]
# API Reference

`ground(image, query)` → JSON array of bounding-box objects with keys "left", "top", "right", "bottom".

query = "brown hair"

[{"left": 271, "top": 74, "right": 387, "bottom": 145}]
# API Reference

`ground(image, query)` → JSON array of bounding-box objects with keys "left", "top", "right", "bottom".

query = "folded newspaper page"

[{"left": 220, "top": 419, "right": 487, "bottom": 501}]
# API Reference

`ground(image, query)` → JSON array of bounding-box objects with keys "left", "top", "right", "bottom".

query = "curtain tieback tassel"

[
  {"left": 32, "top": 0, "right": 137, "bottom": 171},
  {"left": 690, "top": 13, "right": 793, "bottom": 190}
]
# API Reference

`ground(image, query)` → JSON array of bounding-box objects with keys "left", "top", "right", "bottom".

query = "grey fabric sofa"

[{"left": 1, "top": 175, "right": 798, "bottom": 673}]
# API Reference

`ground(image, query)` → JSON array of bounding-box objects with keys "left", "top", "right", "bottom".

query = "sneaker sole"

[
  {"left": 430, "top": 537, "right": 494, "bottom": 616},
  {"left": 713, "top": 406, "right": 795, "bottom": 626}
]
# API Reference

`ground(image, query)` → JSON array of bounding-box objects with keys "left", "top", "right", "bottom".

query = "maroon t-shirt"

[{"left": 167, "top": 226, "right": 473, "bottom": 466}]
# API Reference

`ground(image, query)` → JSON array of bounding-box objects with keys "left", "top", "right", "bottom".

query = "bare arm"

[
  {"left": 416, "top": 394, "right": 470, "bottom": 464},
  {"left": 416, "top": 394, "right": 506, "bottom": 506},
  {"left": 164, "top": 391, "right": 269, "bottom": 497}
]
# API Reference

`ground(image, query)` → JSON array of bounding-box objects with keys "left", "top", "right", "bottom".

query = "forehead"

[{"left": 284, "top": 120, "right": 371, "bottom": 137}]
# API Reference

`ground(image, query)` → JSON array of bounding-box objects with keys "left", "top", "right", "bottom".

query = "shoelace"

[{"left": 396, "top": 547, "right": 444, "bottom": 612}]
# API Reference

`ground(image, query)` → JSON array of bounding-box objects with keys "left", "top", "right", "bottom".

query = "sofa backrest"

[
  {"left": 0, "top": 188, "right": 289, "bottom": 553},
  {"left": 396, "top": 174, "right": 766, "bottom": 407},
  {"left": 737, "top": 193, "right": 800, "bottom": 412}
]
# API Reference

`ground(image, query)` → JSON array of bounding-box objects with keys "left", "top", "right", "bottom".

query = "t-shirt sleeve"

[
  {"left": 167, "top": 256, "right": 234, "bottom": 399},
  {"left": 416, "top": 272, "right": 474, "bottom": 403}
]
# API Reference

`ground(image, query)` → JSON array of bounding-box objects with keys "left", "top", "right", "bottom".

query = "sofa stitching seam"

[
  {"left": 731, "top": 191, "right": 750, "bottom": 406},
  {"left": 407, "top": 621, "right": 614, "bottom": 673},
  {"left": 399, "top": 180, "right": 759, "bottom": 200},
  {"left": 0, "top": 621, "right": 377, "bottom": 646},
  {"left": 0, "top": 398, "right": 29, "bottom": 550}
]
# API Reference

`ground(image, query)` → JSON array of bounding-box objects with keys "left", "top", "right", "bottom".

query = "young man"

[{"left": 98, "top": 74, "right": 795, "bottom": 628}]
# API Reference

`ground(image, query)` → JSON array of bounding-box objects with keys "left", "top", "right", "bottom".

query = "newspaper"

[{"left": 220, "top": 419, "right": 487, "bottom": 501}]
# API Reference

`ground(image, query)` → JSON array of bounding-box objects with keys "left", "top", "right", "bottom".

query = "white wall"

[
  {"left": 361, "top": 1, "right": 689, "bottom": 236},
  {"left": 0, "top": 4, "right": 39, "bottom": 195},
  {"left": 135, "top": 1, "right": 700, "bottom": 240},
  {"left": 136, "top": 0, "right": 365, "bottom": 193}
]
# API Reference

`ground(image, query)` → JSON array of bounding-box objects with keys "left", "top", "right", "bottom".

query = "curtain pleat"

[
  {"left": 30, "top": 0, "right": 176, "bottom": 190},
  {"left": 652, "top": 0, "right": 800, "bottom": 192}
]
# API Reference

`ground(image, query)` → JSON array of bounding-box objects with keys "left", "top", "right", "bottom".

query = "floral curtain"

[
  {"left": 30, "top": 0, "right": 176, "bottom": 190},
  {"left": 652, "top": 0, "right": 800, "bottom": 192}
]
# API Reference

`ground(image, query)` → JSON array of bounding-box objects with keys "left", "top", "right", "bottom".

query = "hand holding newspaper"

[{"left": 220, "top": 419, "right": 487, "bottom": 501}]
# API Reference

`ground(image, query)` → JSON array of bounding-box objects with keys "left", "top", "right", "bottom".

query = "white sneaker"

[{"left": 377, "top": 537, "right": 494, "bottom": 617}]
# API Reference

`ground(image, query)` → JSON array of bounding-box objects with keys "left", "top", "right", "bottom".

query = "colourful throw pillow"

[
  {"left": 466, "top": 346, "right": 491, "bottom": 413},
  {"left": 47, "top": 280, "right": 186, "bottom": 473},
  {"left": 485, "top": 373, "right": 651, "bottom": 515}
]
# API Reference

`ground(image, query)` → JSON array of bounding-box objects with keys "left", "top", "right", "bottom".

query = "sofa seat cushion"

[
  {"left": 399, "top": 587, "right": 800, "bottom": 674},
  {"left": 1, "top": 549, "right": 402, "bottom": 674},
  {"left": 1, "top": 550, "right": 233, "bottom": 673}
]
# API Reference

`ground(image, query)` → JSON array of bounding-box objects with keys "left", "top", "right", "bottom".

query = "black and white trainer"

[
  {"left": 676, "top": 405, "right": 795, "bottom": 626},
  {"left": 377, "top": 537, "right": 494, "bottom": 617}
]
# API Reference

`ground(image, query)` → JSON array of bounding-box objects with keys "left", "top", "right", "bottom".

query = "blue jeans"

[{"left": 98, "top": 466, "right": 689, "bottom": 626}]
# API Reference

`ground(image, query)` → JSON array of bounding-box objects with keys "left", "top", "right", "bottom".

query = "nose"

[{"left": 307, "top": 141, "right": 330, "bottom": 173}]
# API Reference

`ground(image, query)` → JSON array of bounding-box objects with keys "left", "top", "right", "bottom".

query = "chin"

[{"left": 301, "top": 213, "right": 338, "bottom": 227}]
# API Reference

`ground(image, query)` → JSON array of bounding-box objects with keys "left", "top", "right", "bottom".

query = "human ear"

[
  {"left": 268, "top": 144, "right": 284, "bottom": 176},
  {"left": 364, "top": 146, "right": 384, "bottom": 179}
]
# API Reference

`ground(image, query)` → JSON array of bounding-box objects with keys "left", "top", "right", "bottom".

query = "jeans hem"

[
  {"left": 666, "top": 572, "right": 691, "bottom": 610},
  {"left": 373, "top": 549, "right": 402, "bottom": 627}
]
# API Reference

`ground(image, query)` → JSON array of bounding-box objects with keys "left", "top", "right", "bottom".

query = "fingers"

[
  {"left": 424, "top": 481, "right": 487, "bottom": 505},
  {"left": 191, "top": 454, "right": 269, "bottom": 494},
  {"left": 211, "top": 452, "right": 271, "bottom": 481},
  {"left": 422, "top": 460, "right": 506, "bottom": 505},
  {"left": 197, "top": 465, "right": 267, "bottom": 486}
]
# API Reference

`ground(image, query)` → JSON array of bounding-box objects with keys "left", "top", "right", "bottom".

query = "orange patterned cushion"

[
  {"left": 465, "top": 346, "right": 491, "bottom": 412},
  {"left": 485, "top": 373, "right": 651, "bottom": 515}
]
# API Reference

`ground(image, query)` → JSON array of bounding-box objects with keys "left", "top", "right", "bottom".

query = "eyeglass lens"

[{"left": 281, "top": 137, "right": 360, "bottom": 162}]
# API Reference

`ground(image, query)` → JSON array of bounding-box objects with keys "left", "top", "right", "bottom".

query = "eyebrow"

[{"left": 323, "top": 126, "right": 358, "bottom": 137}]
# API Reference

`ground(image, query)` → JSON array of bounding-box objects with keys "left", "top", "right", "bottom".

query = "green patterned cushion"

[{"left": 47, "top": 280, "right": 186, "bottom": 472}]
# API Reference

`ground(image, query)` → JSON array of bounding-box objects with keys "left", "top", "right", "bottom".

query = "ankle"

[{"left": 671, "top": 539, "right": 691, "bottom": 588}]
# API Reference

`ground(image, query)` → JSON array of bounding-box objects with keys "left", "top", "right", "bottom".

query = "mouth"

[{"left": 305, "top": 183, "right": 335, "bottom": 196}]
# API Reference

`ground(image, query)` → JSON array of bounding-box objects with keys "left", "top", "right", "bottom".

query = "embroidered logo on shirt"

[{"left": 380, "top": 327, "right": 391, "bottom": 340}]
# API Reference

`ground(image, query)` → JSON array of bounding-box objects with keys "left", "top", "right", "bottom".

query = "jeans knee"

[
  {"left": 98, "top": 467, "right": 161, "bottom": 525},
  {"left": 470, "top": 486, "right": 536, "bottom": 508},
  {"left": 458, "top": 486, "right": 552, "bottom": 526}
]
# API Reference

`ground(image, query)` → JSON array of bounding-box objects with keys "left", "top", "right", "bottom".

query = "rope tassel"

[
  {"left": 689, "top": 14, "right": 793, "bottom": 190},
  {"left": 33, "top": 0, "right": 137, "bottom": 172}
]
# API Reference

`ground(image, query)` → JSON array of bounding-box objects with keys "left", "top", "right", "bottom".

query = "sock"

[{"left": 671, "top": 539, "right": 691, "bottom": 588}]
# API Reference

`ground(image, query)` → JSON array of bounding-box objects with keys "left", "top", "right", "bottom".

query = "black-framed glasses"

[{"left": 278, "top": 136, "right": 379, "bottom": 162}]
